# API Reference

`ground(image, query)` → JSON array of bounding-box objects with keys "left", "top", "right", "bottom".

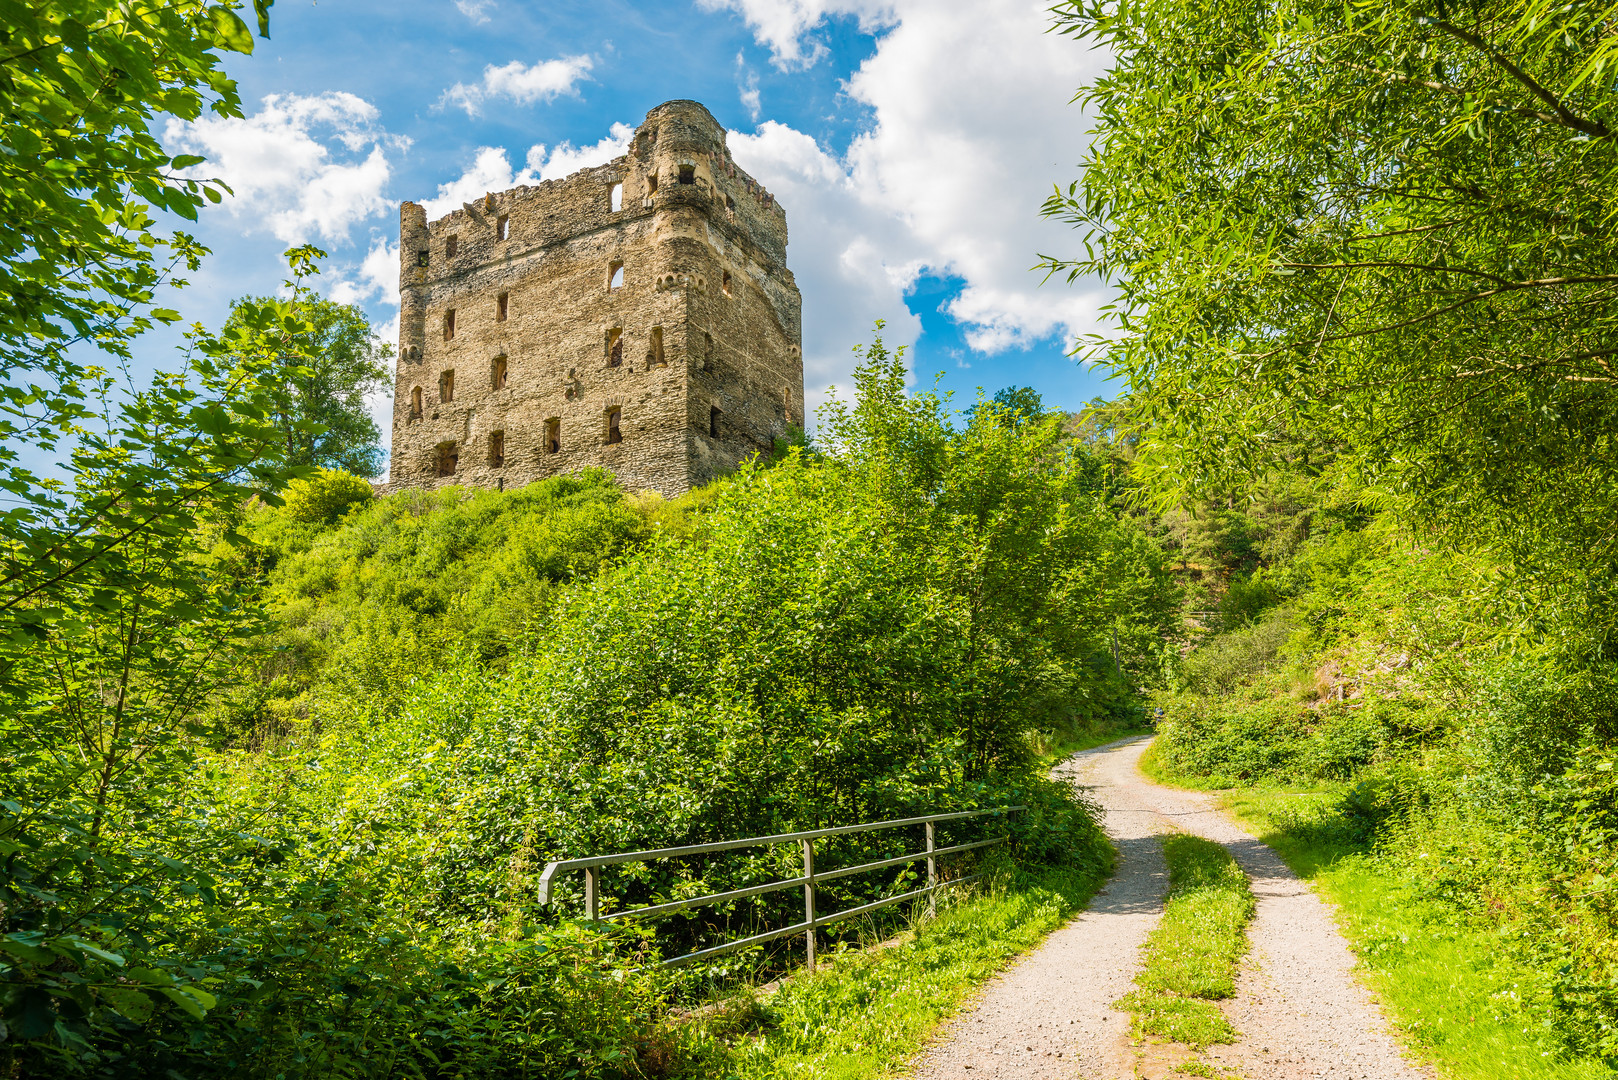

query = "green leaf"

[
  {"left": 208, "top": 7, "right": 256, "bottom": 54},
  {"left": 100, "top": 987, "right": 155, "bottom": 1022}
]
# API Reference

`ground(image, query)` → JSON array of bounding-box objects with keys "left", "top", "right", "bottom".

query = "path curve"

[{"left": 904, "top": 735, "right": 1431, "bottom": 1079}]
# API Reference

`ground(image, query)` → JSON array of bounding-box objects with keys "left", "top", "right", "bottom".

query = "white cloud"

[
  {"left": 698, "top": 0, "right": 897, "bottom": 68},
  {"left": 419, "top": 124, "right": 634, "bottom": 220},
  {"left": 455, "top": 0, "right": 493, "bottom": 23},
  {"left": 736, "top": 53, "right": 762, "bottom": 120},
  {"left": 728, "top": 122, "right": 923, "bottom": 414},
  {"left": 721, "top": 0, "right": 1109, "bottom": 407},
  {"left": 166, "top": 92, "right": 404, "bottom": 244},
  {"left": 330, "top": 237, "right": 399, "bottom": 307},
  {"left": 439, "top": 55, "right": 595, "bottom": 117}
]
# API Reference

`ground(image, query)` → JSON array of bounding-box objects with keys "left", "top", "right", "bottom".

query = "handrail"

[{"left": 538, "top": 806, "right": 1022, "bottom": 969}]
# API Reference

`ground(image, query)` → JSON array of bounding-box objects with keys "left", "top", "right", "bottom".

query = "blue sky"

[{"left": 156, "top": 0, "right": 1117, "bottom": 470}]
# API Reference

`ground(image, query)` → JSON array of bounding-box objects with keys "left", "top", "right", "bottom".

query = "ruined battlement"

[{"left": 382, "top": 100, "right": 804, "bottom": 498}]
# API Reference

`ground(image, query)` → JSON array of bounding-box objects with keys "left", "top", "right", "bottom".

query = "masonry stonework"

[{"left": 380, "top": 100, "right": 804, "bottom": 498}]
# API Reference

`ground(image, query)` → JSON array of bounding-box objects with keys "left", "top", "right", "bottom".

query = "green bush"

[
  {"left": 280, "top": 467, "right": 373, "bottom": 523},
  {"left": 1180, "top": 604, "right": 1293, "bottom": 694}
]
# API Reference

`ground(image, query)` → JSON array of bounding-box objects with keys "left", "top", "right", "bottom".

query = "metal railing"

[{"left": 537, "top": 806, "right": 1022, "bottom": 969}]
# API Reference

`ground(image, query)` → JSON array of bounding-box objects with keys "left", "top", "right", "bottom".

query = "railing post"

[
  {"left": 925, "top": 820, "right": 937, "bottom": 917},
  {"left": 584, "top": 866, "right": 599, "bottom": 921},
  {"left": 801, "top": 837, "right": 816, "bottom": 970}
]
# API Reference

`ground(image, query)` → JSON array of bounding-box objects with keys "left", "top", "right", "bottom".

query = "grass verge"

[
  {"left": 685, "top": 862, "right": 1108, "bottom": 1079},
  {"left": 1139, "top": 747, "right": 1614, "bottom": 1080},
  {"left": 1114, "top": 833, "right": 1254, "bottom": 1050}
]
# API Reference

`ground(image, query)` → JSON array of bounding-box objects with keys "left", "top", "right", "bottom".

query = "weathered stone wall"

[{"left": 380, "top": 100, "right": 803, "bottom": 498}]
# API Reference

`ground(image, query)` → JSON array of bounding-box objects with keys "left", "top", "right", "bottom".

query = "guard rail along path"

[{"left": 538, "top": 807, "right": 1023, "bottom": 969}]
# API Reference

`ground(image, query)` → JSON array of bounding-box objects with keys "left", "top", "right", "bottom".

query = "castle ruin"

[{"left": 383, "top": 100, "right": 804, "bottom": 497}]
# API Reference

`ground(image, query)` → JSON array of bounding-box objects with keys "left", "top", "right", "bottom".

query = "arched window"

[
  {"left": 606, "top": 407, "right": 622, "bottom": 445},
  {"left": 410, "top": 387, "right": 423, "bottom": 419}
]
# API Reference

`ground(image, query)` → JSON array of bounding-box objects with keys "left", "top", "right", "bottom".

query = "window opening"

[
  {"left": 609, "top": 260, "right": 624, "bottom": 289},
  {"left": 496, "top": 215, "right": 509, "bottom": 241},
  {"left": 702, "top": 331, "right": 714, "bottom": 371},
  {"left": 436, "top": 442, "right": 458, "bottom": 477},
  {"left": 678, "top": 164, "right": 695, "bottom": 185},
  {"left": 491, "top": 354, "right": 507, "bottom": 390},
  {"left": 709, "top": 405, "right": 721, "bottom": 439},
  {"left": 546, "top": 417, "right": 561, "bottom": 454},
  {"left": 496, "top": 292, "right": 508, "bottom": 322},
  {"left": 443, "top": 309, "right": 456, "bottom": 340},
  {"left": 606, "top": 328, "right": 623, "bottom": 367},
  {"left": 610, "top": 182, "right": 623, "bottom": 211},
  {"left": 725, "top": 194, "right": 735, "bottom": 211},
  {"left": 489, "top": 430, "right": 505, "bottom": 467},
  {"left": 648, "top": 326, "right": 664, "bottom": 367},
  {"left": 410, "top": 387, "right": 423, "bottom": 419},
  {"left": 646, "top": 172, "right": 658, "bottom": 195},
  {"left": 607, "top": 407, "right": 622, "bottom": 445},
  {"left": 417, "top": 250, "right": 430, "bottom": 267},
  {"left": 445, "top": 234, "right": 458, "bottom": 259},
  {"left": 439, "top": 369, "right": 454, "bottom": 404},
  {"left": 721, "top": 271, "right": 732, "bottom": 297}
]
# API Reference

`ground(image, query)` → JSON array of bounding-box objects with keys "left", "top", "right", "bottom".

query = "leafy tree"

[
  {"left": 1045, "top": 0, "right": 1618, "bottom": 643},
  {"left": 224, "top": 294, "right": 391, "bottom": 476},
  {"left": 0, "top": 0, "right": 272, "bottom": 511},
  {"left": 0, "top": 252, "right": 325, "bottom": 1069}
]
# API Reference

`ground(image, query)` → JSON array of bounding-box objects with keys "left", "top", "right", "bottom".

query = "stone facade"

[{"left": 380, "top": 100, "right": 804, "bottom": 499}]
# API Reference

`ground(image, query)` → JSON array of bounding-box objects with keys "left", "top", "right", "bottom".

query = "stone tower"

[{"left": 383, "top": 100, "right": 804, "bottom": 498}]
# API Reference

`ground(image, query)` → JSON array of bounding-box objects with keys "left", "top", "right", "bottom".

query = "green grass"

[
  {"left": 689, "top": 863, "right": 1108, "bottom": 1079},
  {"left": 1114, "top": 833, "right": 1254, "bottom": 1050},
  {"left": 1138, "top": 748, "right": 1616, "bottom": 1080}
]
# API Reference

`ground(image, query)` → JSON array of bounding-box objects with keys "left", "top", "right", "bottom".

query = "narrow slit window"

[
  {"left": 606, "top": 328, "right": 623, "bottom": 367},
  {"left": 609, "top": 260, "right": 624, "bottom": 289},
  {"left": 445, "top": 234, "right": 458, "bottom": 259},
  {"left": 646, "top": 172, "right": 658, "bottom": 195},
  {"left": 491, "top": 354, "right": 507, "bottom": 390},
  {"left": 546, "top": 418, "right": 561, "bottom": 454},
  {"left": 721, "top": 271, "right": 732, "bottom": 297},
  {"left": 439, "top": 369, "right": 454, "bottom": 404},
  {"left": 436, "top": 441, "right": 458, "bottom": 477},
  {"left": 410, "top": 387, "right": 423, "bottom": 419},
  {"left": 610, "top": 182, "right": 623, "bottom": 211},
  {"left": 443, "top": 309, "right": 456, "bottom": 340},
  {"left": 496, "top": 215, "right": 509, "bottom": 241},
  {"left": 678, "top": 164, "right": 695, "bottom": 185},
  {"left": 648, "top": 326, "right": 664, "bottom": 367},
  {"left": 607, "top": 407, "right": 622, "bottom": 444},
  {"left": 709, "top": 405, "right": 721, "bottom": 439},
  {"left": 496, "top": 292, "right": 508, "bottom": 322},
  {"left": 489, "top": 431, "right": 505, "bottom": 467},
  {"left": 702, "top": 331, "right": 714, "bottom": 371}
]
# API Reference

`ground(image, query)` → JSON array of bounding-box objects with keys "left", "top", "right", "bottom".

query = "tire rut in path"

[{"left": 903, "top": 735, "right": 1431, "bottom": 1079}]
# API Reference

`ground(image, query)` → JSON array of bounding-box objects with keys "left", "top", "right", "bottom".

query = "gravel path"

[{"left": 903, "top": 735, "right": 1432, "bottom": 1080}]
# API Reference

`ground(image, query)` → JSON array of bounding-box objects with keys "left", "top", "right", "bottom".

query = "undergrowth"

[{"left": 1114, "top": 833, "right": 1253, "bottom": 1050}]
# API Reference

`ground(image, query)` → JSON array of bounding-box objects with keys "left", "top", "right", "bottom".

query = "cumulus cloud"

[
  {"left": 439, "top": 55, "right": 594, "bottom": 117},
  {"left": 166, "top": 92, "right": 404, "bottom": 244},
  {"left": 697, "top": 0, "right": 897, "bottom": 68},
  {"left": 720, "top": 0, "right": 1109, "bottom": 400},
  {"left": 728, "top": 121, "right": 922, "bottom": 415},
  {"left": 418, "top": 124, "right": 634, "bottom": 220},
  {"left": 329, "top": 236, "right": 399, "bottom": 308}
]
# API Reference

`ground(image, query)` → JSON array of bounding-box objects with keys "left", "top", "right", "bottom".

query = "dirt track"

[{"left": 904, "top": 735, "right": 1431, "bottom": 1079}]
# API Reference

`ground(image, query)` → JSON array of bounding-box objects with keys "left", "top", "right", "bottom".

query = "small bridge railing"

[{"left": 537, "top": 806, "right": 1023, "bottom": 969}]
